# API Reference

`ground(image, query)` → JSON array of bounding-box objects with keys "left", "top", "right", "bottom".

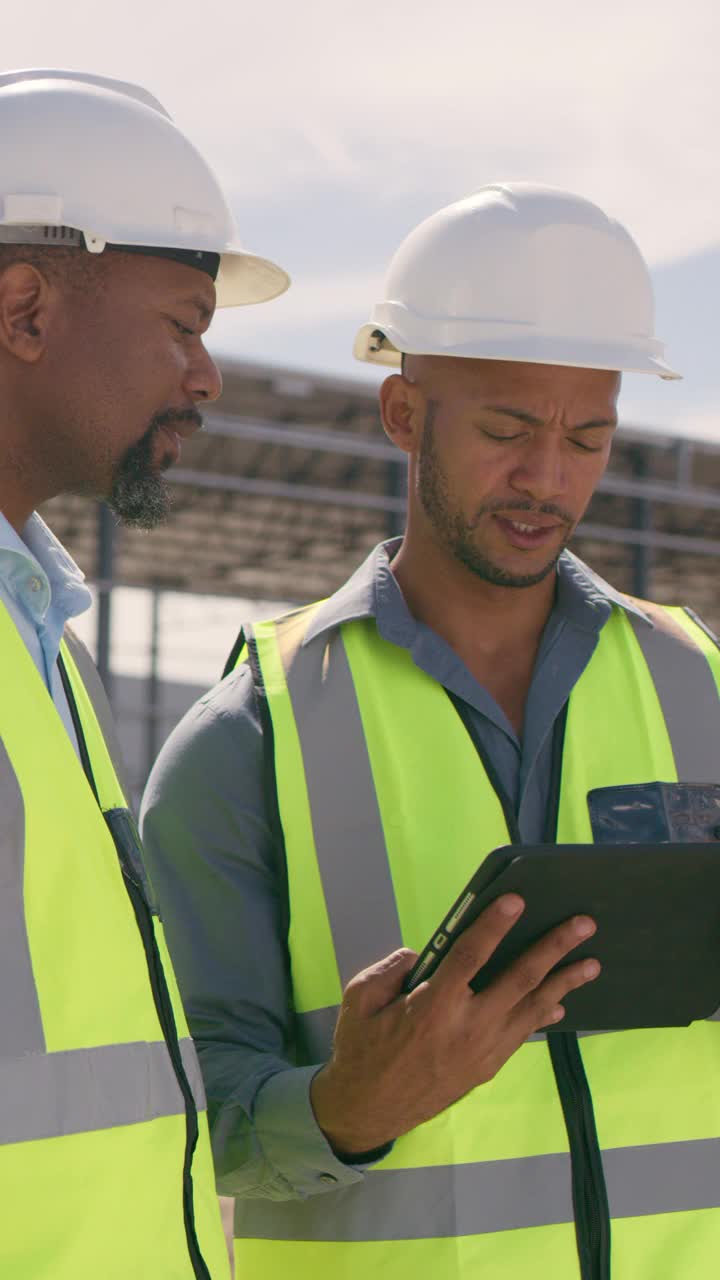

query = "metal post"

[
  {"left": 145, "top": 588, "right": 161, "bottom": 784},
  {"left": 631, "top": 449, "right": 652, "bottom": 599},
  {"left": 96, "top": 503, "right": 116, "bottom": 705},
  {"left": 675, "top": 439, "right": 693, "bottom": 490}
]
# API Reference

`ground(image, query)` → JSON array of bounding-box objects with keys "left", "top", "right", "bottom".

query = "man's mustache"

[
  {"left": 150, "top": 407, "right": 204, "bottom": 435},
  {"left": 472, "top": 499, "right": 575, "bottom": 528}
]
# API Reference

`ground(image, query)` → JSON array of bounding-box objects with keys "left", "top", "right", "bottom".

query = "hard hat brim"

[
  {"left": 353, "top": 323, "right": 682, "bottom": 380},
  {"left": 215, "top": 249, "right": 290, "bottom": 308}
]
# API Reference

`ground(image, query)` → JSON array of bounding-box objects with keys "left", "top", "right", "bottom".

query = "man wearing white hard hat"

[
  {"left": 142, "top": 185, "right": 720, "bottom": 1279},
  {"left": 0, "top": 68, "right": 288, "bottom": 1278}
]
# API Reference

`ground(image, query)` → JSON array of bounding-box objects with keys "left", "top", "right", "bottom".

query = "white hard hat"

[
  {"left": 0, "top": 68, "right": 290, "bottom": 308},
  {"left": 354, "top": 183, "right": 679, "bottom": 379}
]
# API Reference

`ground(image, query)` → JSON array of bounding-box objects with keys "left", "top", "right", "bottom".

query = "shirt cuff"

[{"left": 252, "top": 1064, "right": 388, "bottom": 1198}]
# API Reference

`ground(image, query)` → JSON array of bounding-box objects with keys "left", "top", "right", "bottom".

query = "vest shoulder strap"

[
  {"left": 624, "top": 596, "right": 716, "bottom": 645},
  {"left": 224, "top": 600, "right": 326, "bottom": 680},
  {"left": 623, "top": 597, "right": 720, "bottom": 666},
  {"left": 618, "top": 598, "right": 720, "bottom": 779}
]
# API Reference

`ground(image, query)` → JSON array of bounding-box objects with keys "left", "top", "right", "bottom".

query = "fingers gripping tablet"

[{"left": 403, "top": 843, "right": 720, "bottom": 1031}]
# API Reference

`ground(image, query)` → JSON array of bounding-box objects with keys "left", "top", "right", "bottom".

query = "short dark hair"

[{"left": 0, "top": 244, "right": 107, "bottom": 295}]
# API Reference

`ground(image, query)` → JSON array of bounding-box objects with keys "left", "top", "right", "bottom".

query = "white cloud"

[
  {"left": 4, "top": 1, "right": 720, "bottom": 417},
  {"left": 5, "top": 0, "right": 720, "bottom": 262}
]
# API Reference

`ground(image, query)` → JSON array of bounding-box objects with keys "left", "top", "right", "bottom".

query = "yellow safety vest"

[
  {"left": 0, "top": 604, "right": 230, "bottom": 1279},
  {"left": 231, "top": 597, "right": 720, "bottom": 1280}
]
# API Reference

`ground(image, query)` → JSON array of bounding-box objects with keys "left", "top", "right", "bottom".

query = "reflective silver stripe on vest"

[
  {"left": 281, "top": 623, "right": 403, "bottom": 988},
  {"left": 627, "top": 609, "right": 720, "bottom": 780},
  {"left": 62, "top": 625, "right": 132, "bottom": 804},
  {"left": 181, "top": 1034, "right": 208, "bottom": 1109},
  {"left": 0, "top": 741, "right": 45, "bottom": 1057},
  {"left": 236, "top": 1138, "right": 720, "bottom": 1241},
  {"left": 0, "top": 1037, "right": 205, "bottom": 1146},
  {"left": 295, "top": 1006, "right": 338, "bottom": 1060}
]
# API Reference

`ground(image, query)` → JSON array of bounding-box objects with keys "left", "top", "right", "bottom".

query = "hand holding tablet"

[{"left": 403, "top": 843, "right": 720, "bottom": 1030}]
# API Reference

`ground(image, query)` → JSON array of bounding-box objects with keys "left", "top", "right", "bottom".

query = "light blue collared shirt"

[{"left": 0, "top": 510, "right": 93, "bottom": 749}]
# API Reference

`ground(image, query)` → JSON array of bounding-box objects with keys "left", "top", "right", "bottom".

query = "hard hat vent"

[
  {"left": 43, "top": 225, "right": 80, "bottom": 242},
  {"left": 0, "top": 223, "right": 82, "bottom": 246}
]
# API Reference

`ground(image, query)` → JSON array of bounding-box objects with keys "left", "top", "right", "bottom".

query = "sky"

[{"left": 4, "top": 0, "right": 720, "bottom": 438}]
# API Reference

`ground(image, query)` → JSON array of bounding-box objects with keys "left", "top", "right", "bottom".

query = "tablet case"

[{"left": 404, "top": 843, "right": 720, "bottom": 1030}]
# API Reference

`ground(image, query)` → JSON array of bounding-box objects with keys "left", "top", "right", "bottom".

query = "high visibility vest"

[
  {"left": 0, "top": 603, "right": 230, "bottom": 1280},
  {"left": 230, "top": 597, "right": 720, "bottom": 1280}
]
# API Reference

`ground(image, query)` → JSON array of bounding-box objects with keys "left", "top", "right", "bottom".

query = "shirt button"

[
  {"left": 319, "top": 1173, "right": 338, "bottom": 1185},
  {"left": 29, "top": 577, "right": 43, "bottom": 593}
]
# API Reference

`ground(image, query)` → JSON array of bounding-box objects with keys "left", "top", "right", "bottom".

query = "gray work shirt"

[{"left": 140, "top": 541, "right": 649, "bottom": 1200}]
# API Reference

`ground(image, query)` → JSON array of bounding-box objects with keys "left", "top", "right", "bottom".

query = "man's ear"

[
  {"left": 379, "top": 373, "right": 426, "bottom": 456},
  {"left": 0, "top": 263, "right": 53, "bottom": 363}
]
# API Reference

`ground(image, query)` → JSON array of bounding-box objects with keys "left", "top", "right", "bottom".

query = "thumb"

[{"left": 345, "top": 947, "right": 418, "bottom": 1017}]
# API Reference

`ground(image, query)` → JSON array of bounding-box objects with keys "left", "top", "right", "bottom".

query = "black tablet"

[{"left": 402, "top": 843, "right": 720, "bottom": 1030}]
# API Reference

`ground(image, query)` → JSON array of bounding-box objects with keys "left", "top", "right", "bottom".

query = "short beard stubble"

[
  {"left": 417, "top": 402, "right": 573, "bottom": 589},
  {"left": 108, "top": 407, "right": 201, "bottom": 530},
  {"left": 108, "top": 422, "right": 171, "bottom": 530}
]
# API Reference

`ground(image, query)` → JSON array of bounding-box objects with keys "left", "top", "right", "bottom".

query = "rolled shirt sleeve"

[{"left": 140, "top": 665, "right": 367, "bottom": 1200}]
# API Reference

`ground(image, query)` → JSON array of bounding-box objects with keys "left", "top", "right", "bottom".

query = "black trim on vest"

[
  {"left": 56, "top": 653, "right": 213, "bottom": 1280},
  {"left": 444, "top": 690, "right": 522, "bottom": 841},
  {"left": 547, "top": 1032, "right": 611, "bottom": 1280},
  {"left": 223, "top": 626, "right": 247, "bottom": 679},
  {"left": 58, "top": 651, "right": 101, "bottom": 807},
  {"left": 544, "top": 703, "right": 611, "bottom": 1280},
  {"left": 543, "top": 702, "right": 569, "bottom": 844},
  {"left": 447, "top": 691, "right": 611, "bottom": 1280}
]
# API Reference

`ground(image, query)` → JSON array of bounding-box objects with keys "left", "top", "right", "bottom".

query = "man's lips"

[
  {"left": 492, "top": 513, "right": 566, "bottom": 549},
  {"left": 157, "top": 425, "right": 183, "bottom": 465},
  {"left": 155, "top": 413, "right": 202, "bottom": 462}
]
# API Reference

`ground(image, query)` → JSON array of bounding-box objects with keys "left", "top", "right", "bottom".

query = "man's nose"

[
  {"left": 185, "top": 344, "right": 223, "bottom": 404},
  {"left": 509, "top": 437, "right": 568, "bottom": 502}
]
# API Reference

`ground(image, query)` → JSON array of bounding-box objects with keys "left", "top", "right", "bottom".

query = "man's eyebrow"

[
  {"left": 566, "top": 417, "right": 617, "bottom": 432},
  {"left": 483, "top": 405, "right": 546, "bottom": 427},
  {"left": 571, "top": 417, "right": 618, "bottom": 431},
  {"left": 482, "top": 406, "right": 617, "bottom": 430}
]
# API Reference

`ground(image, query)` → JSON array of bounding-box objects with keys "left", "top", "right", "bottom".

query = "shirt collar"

[
  {"left": 559, "top": 551, "right": 652, "bottom": 630},
  {"left": 302, "top": 540, "right": 652, "bottom": 646},
  {"left": 302, "top": 539, "right": 401, "bottom": 644},
  {"left": 0, "top": 509, "right": 92, "bottom": 626}
]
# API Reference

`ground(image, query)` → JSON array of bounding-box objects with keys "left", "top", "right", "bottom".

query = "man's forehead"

[
  {"left": 404, "top": 356, "right": 620, "bottom": 431},
  {"left": 435, "top": 355, "right": 614, "bottom": 386},
  {"left": 426, "top": 356, "right": 618, "bottom": 403},
  {"left": 155, "top": 266, "right": 217, "bottom": 321},
  {"left": 107, "top": 252, "right": 217, "bottom": 318}
]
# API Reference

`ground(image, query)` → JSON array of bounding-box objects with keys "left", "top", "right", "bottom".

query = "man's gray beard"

[
  {"left": 417, "top": 416, "right": 569, "bottom": 589},
  {"left": 108, "top": 424, "right": 171, "bottom": 530}
]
